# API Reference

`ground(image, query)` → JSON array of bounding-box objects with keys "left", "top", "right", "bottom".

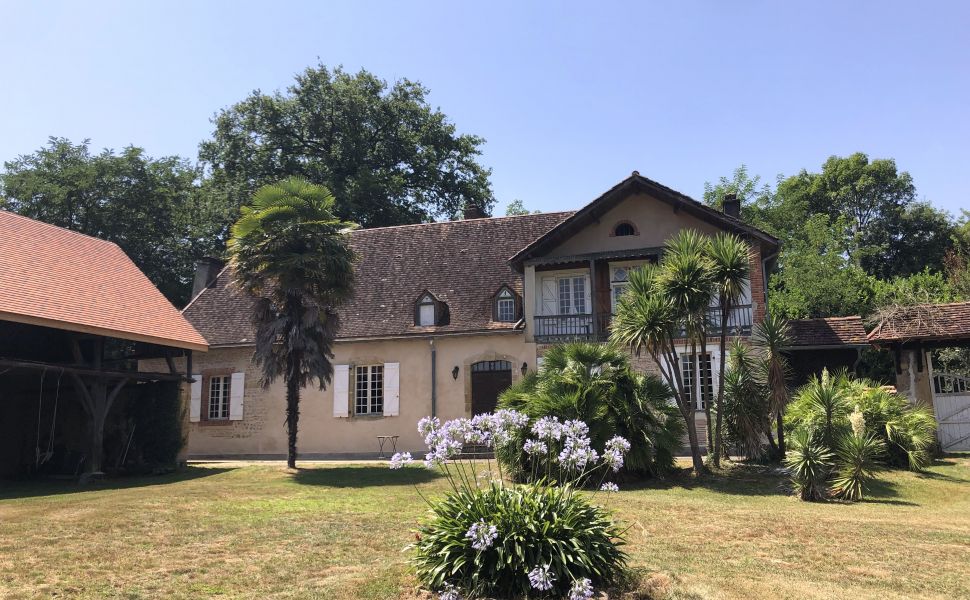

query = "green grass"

[{"left": 1, "top": 456, "right": 968, "bottom": 599}]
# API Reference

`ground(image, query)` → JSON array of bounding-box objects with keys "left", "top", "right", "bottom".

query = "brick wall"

[{"left": 749, "top": 240, "right": 767, "bottom": 326}]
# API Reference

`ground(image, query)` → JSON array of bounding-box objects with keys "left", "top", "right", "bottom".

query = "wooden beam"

[{"left": 0, "top": 358, "right": 189, "bottom": 382}]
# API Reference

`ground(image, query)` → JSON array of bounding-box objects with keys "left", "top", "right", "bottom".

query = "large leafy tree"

[
  {"left": 229, "top": 177, "right": 356, "bottom": 469},
  {"left": 0, "top": 138, "right": 222, "bottom": 305},
  {"left": 200, "top": 64, "right": 494, "bottom": 231}
]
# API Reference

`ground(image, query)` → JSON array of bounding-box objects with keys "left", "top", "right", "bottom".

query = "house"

[
  {"left": 0, "top": 211, "right": 207, "bottom": 476},
  {"left": 171, "top": 173, "right": 779, "bottom": 458}
]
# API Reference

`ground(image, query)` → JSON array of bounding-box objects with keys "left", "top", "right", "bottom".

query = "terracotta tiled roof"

[
  {"left": 0, "top": 210, "right": 208, "bottom": 351},
  {"left": 184, "top": 212, "right": 573, "bottom": 346},
  {"left": 787, "top": 316, "right": 868, "bottom": 348},
  {"left": 867, "top": 302, "right": 970, "bottom": 344}
]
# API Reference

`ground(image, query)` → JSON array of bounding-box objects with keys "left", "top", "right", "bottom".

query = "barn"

[{"left": 0, "top": 210, "right": 207, "bottom": 478}]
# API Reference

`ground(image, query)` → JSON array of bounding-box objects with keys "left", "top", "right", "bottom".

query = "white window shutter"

[
  {"left": 384, "top": 362, "right": 400, "bottom": 416},
  {"left": 189, "top": 374, "right": 202, "bottom": 422},
  {"left": 539, "top": 277, "right": 557, "bottom": 315},
  {"left": 229, "top": 372, "right": 245, "bottom": 420},
  {"left": 333, "top": 364, "right": 350, "bottom": 418}
]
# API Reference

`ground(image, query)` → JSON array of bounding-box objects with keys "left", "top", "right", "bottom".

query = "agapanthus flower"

[
  {"left": 464, "top": 520, "right": 499, "bottom": 551},
  {"left": 528, "top": 564, "right": 555, "bottom": 591},
  {"left": 569, "top": 577, "right": 594, "bottom": 600},
  {"left": 558, "top": 436, "right": 598, "bottom": 471},
  {"left": 439, "top": 583, "right": 461, "bottom": 600},
  {"left": 531, "top": 416, "right": 564, "bottom": 441},
  {"left": 605, "top": 435, "right": 631, "bottom": 454},
  {"left": 523, "top": 439, "right": 548, "bottom": 456},
  {"left": 562, "top": 419, "right": 589, "bottom": 440},
  {"left": 603, "top": 448, "right": 624, "bottom": 472},
  {"left": 600, "top": 482, "right": 619, "bottom": 493},
  {"left": 418, "top": 416, "right": 440, "bottom": 438},
  {"left": 389, "top": 452, "right": 412, "bottom": 469}
]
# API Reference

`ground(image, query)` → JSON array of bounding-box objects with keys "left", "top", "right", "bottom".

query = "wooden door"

[{"left": 471, "top": 360, "right": 513, "bottom": 416}]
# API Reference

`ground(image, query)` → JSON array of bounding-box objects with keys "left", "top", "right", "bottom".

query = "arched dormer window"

[
  {"left": 612, "top": 221, "right": 638, "bottom": 237},
  {"left": 415, "top": 291, "right": 442, "bottom": 327},
  {"left": 496, "top": 288, "right": 516, "bottom": 322}
]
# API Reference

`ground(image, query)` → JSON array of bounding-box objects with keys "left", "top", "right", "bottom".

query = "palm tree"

[
  {"left": 707, "top": 233, "right": 752, "bottom": 466},
  {"left": 612, "top": 231, "right": 713, "bottom": 474},
  {"left": 229, "top": 177, "right": 356, "bottom": 469},
  {"left": 753, "top": 313, "right": 791, "bottom": 460}
]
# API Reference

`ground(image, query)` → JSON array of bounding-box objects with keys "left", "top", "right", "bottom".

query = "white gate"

[{"left": 932, "top": 373, "right": 970, "bottom": 451}]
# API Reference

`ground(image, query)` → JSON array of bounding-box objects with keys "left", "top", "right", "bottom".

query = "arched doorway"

[{"left": 470, "top": 360, "right": 513, "bottom": 416}]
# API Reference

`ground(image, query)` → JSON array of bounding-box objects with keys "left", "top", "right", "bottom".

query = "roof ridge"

[
  {"left": 351, "top": 211, "right": 574, "bottom": 233},
  {"left": 0, "top": 209, "right": 121, "bottom": 249}
]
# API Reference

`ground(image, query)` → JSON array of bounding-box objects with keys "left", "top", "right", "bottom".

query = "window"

[
  {"left": 613, "top": 222, "right": 636, "bottom": 237},
  {"left": 355, "top": 365, "right": 384, "bottom": 415},
  {"left": 496, "top": 289, "right": 516, "bottom": 322},
  {"left": 558, "top": 276, "right": 587, "bottom": 314},
  {"left": 417, "top": 294, "right": 435, "bottom": 326},
  {"left": 471, "top": 360, "right": 512, "bottom": 372},
  {"left": 680, "top": 353, "right": 713, "bottom": 410},
  {"left": 208, "top": 375, "right": 231, "bottom": 420}
]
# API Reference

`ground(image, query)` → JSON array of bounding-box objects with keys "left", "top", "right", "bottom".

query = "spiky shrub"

[
  {"left": 786, "top": 370, "right": 936, "bottom": 471},
  {"left": 830, "top": 432, "right": 885, "bottom": 501},
  {"left": 720, "top": 340, "right": 773, "bottom": 461},
  {"left": 391, "top": 411, "right": 631, "bottom": 599},
  {"left": 784, "top": 428, "right": 834, "bottom": 501},
  {"left": 412, "top": 482, "right": 626, "bottom": 598},
  {"left": 497, "top": 343, "right": 684, "bottom": 481}
]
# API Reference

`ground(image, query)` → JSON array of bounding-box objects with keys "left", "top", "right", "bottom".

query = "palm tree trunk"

[
  {"left": 683, "top": 405, "right": 705, "bottom": 474},
  {"left": 776, "top": 412, "right": 786, "bottom": 459},
  {"left": 286, "top": 367, "right": 301, "bottom": 469},
  {"left": 713, "top": 300, "right": 730, "bottom": 467}
]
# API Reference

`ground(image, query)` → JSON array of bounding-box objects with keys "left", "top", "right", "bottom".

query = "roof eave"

[{"left": 0, "top": 311, "right": 209, "bottom": 352}]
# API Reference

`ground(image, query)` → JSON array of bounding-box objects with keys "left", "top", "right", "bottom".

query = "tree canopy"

[{"left": 199, "top": 64, "right": 495, "bottom": 231}]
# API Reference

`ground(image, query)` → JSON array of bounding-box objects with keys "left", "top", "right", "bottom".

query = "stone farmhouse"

[{"left": 174, "top": 173, "right": 781, "bottom": 458}]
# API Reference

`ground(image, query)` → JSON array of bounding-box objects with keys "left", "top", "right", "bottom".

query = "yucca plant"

[
  {"left": 830, "top": 431, "right": 885, "bottom": 501},
  {"left": 753, "top": 313, "right": 791, "bottom": 460},
  {"left": 784, "top": 428, "right": 834, "bottom": 501},
  {"left": 785, "top": 370, "right": 850, "bottom": 450},
  {"left": 721, "top": 340, "right": 773, "bottom": 460},
  {"left": 707, "top": 233, "right": 752, "bottom": 466}
]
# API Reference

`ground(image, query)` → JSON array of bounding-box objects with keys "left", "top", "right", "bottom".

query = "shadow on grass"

[
  {"left": 915, "top": 456, "right": 970, "bottom": 483},
  {"left": 622, "top": 463, "right": 790, "bottom": 497},
  {"left": 859, "top": 477, "right": 917, "bottom": 506},
  {"left": 0, "top": 465, "right": 233, "bottom": 501},
  {"left": 292, "top": 465, "right": 442, "bottom": 488}
]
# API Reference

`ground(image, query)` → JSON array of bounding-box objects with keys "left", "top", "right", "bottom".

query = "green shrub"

[
  {"left": 497, "top": 343, "right": 684, "bottom": 480},
  {"left": 830, "top": 432, "right": 885, "bottom": 501},
  {"left": 784, "top": 428, "right": 833, "bottom": 501},
  {"left": 786, "top": 370, "right": 936, "bottom": 471},
  {"left": 411, "top": 481, "right": 626, "bottom": 598},
  {"left": 720, "top": 340, "right": 774, "bottom": 461}
]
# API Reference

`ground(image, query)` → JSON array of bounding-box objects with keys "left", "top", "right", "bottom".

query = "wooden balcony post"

[{"left": 589, "top": 259, "right": 598, "bottom": 337}]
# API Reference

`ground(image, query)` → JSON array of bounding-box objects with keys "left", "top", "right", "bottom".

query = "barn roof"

[
  {"left": 0, "top": 210, "right": 208, "bottom": 351},
  {"left": 786, "top": 316, "right": 868, "bottom": 349},
  {"left": 867, "top": 302, "right": 970, "bottom": 346}
]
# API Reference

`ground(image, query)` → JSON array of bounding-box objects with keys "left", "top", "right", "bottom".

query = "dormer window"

[
  {"left": 497, "top": 289, "right": 515, "bottom": 322},
  {"left": 612, "top": 221, "right": 637, "bottom": 237},
  {"left": 417, "top": 293, "right": 436, "bottom": 326}
]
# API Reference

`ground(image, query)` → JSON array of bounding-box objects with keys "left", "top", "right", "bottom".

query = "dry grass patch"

[{"left": 1, "top": 456, "right": 968, "bottom": 599}]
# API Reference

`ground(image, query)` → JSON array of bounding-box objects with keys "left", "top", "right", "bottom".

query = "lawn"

[{"left": 1, "top": 456, "right": 968, "bottom": 600}]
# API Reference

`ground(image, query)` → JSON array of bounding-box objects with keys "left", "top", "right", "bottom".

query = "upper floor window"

[
  {"left": 559, "top": 276, "right": 587, "bottom": 314},
  {"left": 612, "top": 221, "right": 637, "bottom": 237},
  {"left": 355, "top": 365, "right": 384, "bottom": 415},
  {"left": 416, "top": 293, "right": 436, "bottom": 326},
  {"left": 496, "top": 289, "right": 516, "bottom": 322}
]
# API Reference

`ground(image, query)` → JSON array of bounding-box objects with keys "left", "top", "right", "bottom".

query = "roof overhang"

[
  {"left": 0, "top": 311, "right": 209, "bottom": 352},
  {"left": 508, "top": 173, "right": 780, "bottom": 272}
]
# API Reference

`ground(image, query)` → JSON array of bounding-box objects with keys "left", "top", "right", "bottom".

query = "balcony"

[{"left": 533, "top": 304, "right": 753, "bottom": 344}]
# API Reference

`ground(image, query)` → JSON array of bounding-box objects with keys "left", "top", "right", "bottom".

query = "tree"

[
  {"left": 0, "top": 137, "right": 220, "bottom": 305},
  {"left": 200, "top": 64, "right": 494, "bottom": 231},
  {"left": 611, "top": 231, "right": 713, "bottom": 474},
  {"left": 768, "top": 215, "right": 877, "bottom": 319},
  {"left": 229, "top": 177, "right": 356, "bottom": 469},
  {"left": 753, "top": 313, "right": 792, "bottom": 459},
  {"left": 707, "top": 233, "right": 752, "bottom": 466},
  {"left": 505, "top": 199, "right": 537, "bottom": 216},
  {"left": 703, "top": 164, "right": 782, "bottom": 235},
  {"left": 860, "top": 203, "right": 954, "bottom": 278}
]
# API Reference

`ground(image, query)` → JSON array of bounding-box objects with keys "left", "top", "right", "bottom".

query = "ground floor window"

[
  {"left": 680, "top": 353, "right": 714, "bottom": 410},
  {"left": 208, "top": 375, "right": 231, "bottom": 420},
  {"left": 355, "top": 365, "right": 384, "bottom": 415}
]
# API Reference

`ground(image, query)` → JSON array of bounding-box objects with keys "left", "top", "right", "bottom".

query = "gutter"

[{"left": 430, "top": 337, "right": 437, "bottom": 417}]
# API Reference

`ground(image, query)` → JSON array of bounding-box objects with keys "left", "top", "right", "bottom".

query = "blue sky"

[{"left": 2, "top": 1, "right": 968, "bottom": 216}]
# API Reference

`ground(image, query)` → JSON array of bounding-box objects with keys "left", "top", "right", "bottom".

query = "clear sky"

[{"left": 2, "top": 1, "right": 968, "bottom": 216}]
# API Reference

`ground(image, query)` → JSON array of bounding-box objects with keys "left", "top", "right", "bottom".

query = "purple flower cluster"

[
  {"left": 528, "top": 564, "right": 555, "bottom": 591},
  {"left": 414, "top": 410, "right": 530, "bottom": 468},
  {"left": 464, "top": 519, "right": 499, "bottom": 551},
  {"left": 389, "top": 452, "right": 412, "bottom": 469},
  {"left": 569, "top": 577, "right": 595, "bottom": 600}
]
